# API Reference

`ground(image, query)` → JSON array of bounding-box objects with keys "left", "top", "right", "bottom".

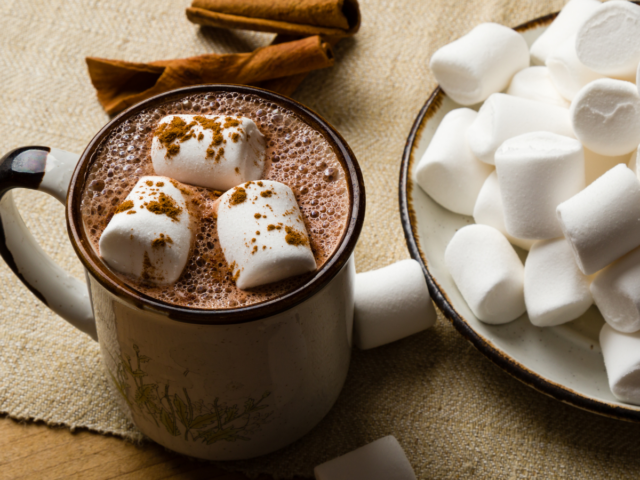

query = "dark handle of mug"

[{"left": 0, "top": 146, "right": 97, "bottom": 340}]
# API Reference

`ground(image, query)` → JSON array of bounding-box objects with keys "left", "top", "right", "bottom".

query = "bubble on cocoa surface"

[{"left": 80, "top": 93, "right": 350, "bottom": 309}]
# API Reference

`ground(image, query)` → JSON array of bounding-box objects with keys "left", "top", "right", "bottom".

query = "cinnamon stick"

[
  {"left": 186, "top": 0, "right": 361, "bottom": 38},
  {"left": 86, "top": 35, "right": 334, "bottom": 116}
]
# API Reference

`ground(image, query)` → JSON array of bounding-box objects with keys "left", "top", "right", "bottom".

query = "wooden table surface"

[{"left": 0, "top": 415, "right": 309, "bottom": 480}]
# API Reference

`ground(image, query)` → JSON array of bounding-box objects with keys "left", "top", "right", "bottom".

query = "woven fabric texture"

[{"left": 2, "top": 0, "right": 640, "bottom": 478}]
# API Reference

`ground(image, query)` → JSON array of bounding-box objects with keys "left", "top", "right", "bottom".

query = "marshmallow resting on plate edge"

[
  {"left": 494, "top": 131, "right": 585, "bottom": 240},
  {"left": 353, "top": 259, "right": 436, "bottom": 350},
  {"left": 600, "top": 323, "right": 640, "bottom": 405},
  {"left": 99, "top": 176, "right": 192, "bottom": 285},
  {"left": 415, "top": 108, "right": 493, "bottom": 216},
  {"left": 569, "top": 78, "right": 640, "bottom": 157},
  {"left": 429, "top": 23, "right": 528, "bottom": 106},
  {"left": 314, "top": 436, "right": 417, "bottom": 480},
  {"left": 445, "top": 224, "right": 525, "bottom": 325},
  {"left": 575, "top": 0, "right": 640, "bottom": 79},
  {"left": 473, "top": 171, "right": 534, "bottom": 251},
  {"left": 465, "top": 93, "right": 574, "bottom": 165},
  {"left": 151, "top": 114, "right": 266, "bottom": 191},
  {"left": 529, "top": 0, "right": 601, "bottom": 66},
  {"left": 524, "top": 238, "right": 592, "bottom": 327},
  {"left": 216, "top": 180, "right": 316, "bottom": 290},
  {"left": 506, "top": 66, "right": 569, "bottom": 108},
  {"left": 557, "top": 164, "right": 640, "bottom": 275}
]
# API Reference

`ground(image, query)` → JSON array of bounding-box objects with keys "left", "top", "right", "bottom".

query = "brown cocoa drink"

[{"left": 80, "top": 92, "right": 350, "bottom": 309}]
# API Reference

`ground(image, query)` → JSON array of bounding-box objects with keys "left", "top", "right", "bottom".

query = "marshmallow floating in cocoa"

[
  {"left": 314, "top": 436, "right": 417, "bottom": 480},
  {"left": 529, "top": 0, "right": 601, "bottom": 66},
  {"left": 99, "top": 176, "right": 192, "bottom": 285},
  {"left": 495, "top": 131, "right": 585, "bottom": 240},
  {"left": 506, "top": 66, "right": 569, "bottom": 108},
  {"left": 591, "top": 247, "right": 640, "bottom": 334},
  {"left": 429, "top": 23, "right": 529, "bottom": 106},
  {"left": 445, "top": 224, "right": 525, "bottom": 325},
  {"left": 466, "top": 93, "right": 574, "bottom": 165},
  {"left": 216, "top": 180, "right": 316, "bottom": 290},
  {"left": 557, "top": 164, "right": 640, "bottom": 275},
  {"left": 415, "top": 108, "right": 493, "bottom": 216},
  {"left": 353, "top": 259, "right": 436, "bottom": 350},
  {"left": 524, "top": 238, "right": 593, "bottom": 327},
  {"left": 473, "top": 171, "right": 534, "bottom": 251},
  {"left": 546, "top": 34, "right": 606, "bottom": 102},
  {"left": 600, "top": 323, "right": 640, "bottom": 405},
  {"left": 151, "top": 114, "right": 266, "bottom": 191},
  {"left": 576, "top": 0, "right": 640, "bottom": 79},
  {"left": 570, "top": 78, "right": 640, "bottom": 157}
]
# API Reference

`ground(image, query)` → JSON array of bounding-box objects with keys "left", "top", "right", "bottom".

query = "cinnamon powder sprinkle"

[
  {"left": 154, "top": 117, "right": 197, "bottom": 159},
  {"left": 151, "top": 233, "right": 173, "bottom": 248},
  {"left": 231, "top": 132, "right": 240, "bottom": 143},
  {"left": 127, "top": 210, "right": 136, "bottom": 215},
  {"left": 229, "top": 187, "right": 247, "bottom": 206},
  {"left": 254, "top": 213, "right": 262, "bottom": 219},
  {"left": 156, "top": 181, "right": 164, "bottom": 187},
  {"left": 285, "top": 226, "right": 308, "bottom": 246},
  {"left": 260, "top": 190, "right": 273, "bottom": 198},
  {"left": 267, "top": 224, "right": 282, "bottom": 231},
  {"left": 114, "top": 200, "right": 134, "bottom": 214},
  {"left": 145, "top": 180, "right": 153, "bottom": 187},
  {"left": 145, "top": 192, "right": 182, "bottom": 221}
]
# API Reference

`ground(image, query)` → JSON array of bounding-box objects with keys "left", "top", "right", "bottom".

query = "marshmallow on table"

[
  {"left": 600, "top": 323, "right": 640, "bottom": 405},
  {"left": 466, "top": 93, "right": 575, "bottom": 165},
  {"left": 151, "top": 114, "right": 266, "bottom": 191},
  {"left": 445, "top": 224, "right": 525, "bottom": 325},
  {"left": 524, "top": 238, "right": 592, "bottom": 327},
  {"left": 576, "top": 0, "right": 640, "bottom": 79},
  {"left": 584, "top": 147, "right": 633, "bottom": 185},
  {"left": 556, "top": 164, "right": 640, "bottom": 275},
  {"left": 529, "top": 0, "right": 601, "bottom": 66},
  {"left": 506, "top": 66, "right": 569, "bottom": 108},
  {"left": 314, "top": 436, "right": 417, "bottom": 480},
  {"left": 415, "top": 108, "right": 493, "bottom": 215},
  {"left": 495, "top": 132, "right": 585, "bottom": 240},
  {"left": 353, "top": 259, "right": 436, "bottom": 350},
  {"left": 429, "top": 23, "right": 529, "bottom": 106},
  {"left": 216, "top": 180, "right": 316, "bottom": 290},
  {"left": 546, "top": 34, "right": 606, "bottom": 102},
  {"left": 473, "top": 171, "right": 534, "bottom": 251},
  {"left": 591, "top": 247, "right": 640, "bottom": 333},
  {"left": 99, "top": 176, "right": 191, "bottom": 285},
  {"left": 570, "top": 78, "right": 640, "bottom": 157}
]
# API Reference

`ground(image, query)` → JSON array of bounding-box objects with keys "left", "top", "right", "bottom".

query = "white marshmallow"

[
  {"left": 529, "top": 0, "right": 601, "bottom": 66},
  {"left": 591, "top": 246, "right": 640, "bottom": 333},
  {"left": 628, "top": 144, "right": 640, "bottom": 180},
  {"left": 576, "top": 0, "right": 640, "bottom": 79},
  {"left": 216, "top": 180, "right": 316, "bottom": 290},
  {"left": 524, "top": 238, "right": 593, "bottom": 327},
  {"left": 99, "top": 176, "right": 192, "bottom": 285},
  {"left": 314, "top": 436, "right": 417, "bottom": 480},
  {"left": 584, "top": 147, "right": 633, "bottom": 185},
  {"left": 445, "top": 224, "right": 525, "bottom": 324},
  {"left": 151, "top": 114, "right": 266, "bottom": 191},
  {"left": 546, "top": 34, "right": 606, "bottom": 102},
  {"left": 353, "top": 259, "right": 437, "bottom": 350},
  {"left": 600, "top": 323, "right": 640, "bottom": 405},
  {"left": 472, "top": 171, "right": 535, "bottom": 251},
  {"left": 429, "top": 23, "right": 529, "bottom": 106},
  {"left": 495, "top": 132, "right": 585, "bottom": 240},
  {"left": 570, "top": 78, "right": 640, "bottom": 156},
  {"left": 466, "top": 93, "right": 575, "bottom": 165},
  {"left": 506, "top": 66, "right": 569, "bottom": 108},
  {"left": 556, "top": 164, "right": 640, "bottom": 275},
  {"left": 415, "top": 108, "right": 493, "bottom": 215}
]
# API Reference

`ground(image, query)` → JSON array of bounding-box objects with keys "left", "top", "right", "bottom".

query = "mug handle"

[{"left": 0, "top": 146, "right": 97, "bottom": 340}]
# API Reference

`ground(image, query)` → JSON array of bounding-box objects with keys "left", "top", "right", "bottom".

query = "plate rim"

[{"left": 398, "top": 12, "right": 640, "bottom": 423}]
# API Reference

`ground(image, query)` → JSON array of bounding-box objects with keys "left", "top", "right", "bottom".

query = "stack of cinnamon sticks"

[{"left": 87, "top": 0, "right": 361, "bottom": 115}]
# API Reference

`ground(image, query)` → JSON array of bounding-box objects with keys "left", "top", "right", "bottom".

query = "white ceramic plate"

[{"left": 399, "top": 13, "right": 640, "bottom": 421}]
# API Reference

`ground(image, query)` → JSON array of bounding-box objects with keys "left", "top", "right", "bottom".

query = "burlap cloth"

[{"left": 2, "top": 0, "right": 640, "bottom": 478}]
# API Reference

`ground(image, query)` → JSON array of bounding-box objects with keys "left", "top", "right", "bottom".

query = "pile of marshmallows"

[
  {"left": 99, "top": 114, "right": 318, "bottom": 291},
  {"left": 418, "top": 0, "right": 640, "bottom": 405}
]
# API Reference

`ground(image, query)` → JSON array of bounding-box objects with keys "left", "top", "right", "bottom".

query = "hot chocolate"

[{"left": 80, "top": 91, "right": 350, "bottom": 309}]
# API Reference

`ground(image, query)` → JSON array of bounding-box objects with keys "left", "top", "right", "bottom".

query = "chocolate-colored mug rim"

[
  {"left": 399, "top": 13, "right": 640, "bottom": 423},
  {"left": 67, "top": 84, "right": 365, "bottom": 325}
]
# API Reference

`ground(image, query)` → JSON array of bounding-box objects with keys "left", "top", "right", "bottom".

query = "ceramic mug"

[{"left": 0, "top": 85, "right": 365, "bottom": 460}]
